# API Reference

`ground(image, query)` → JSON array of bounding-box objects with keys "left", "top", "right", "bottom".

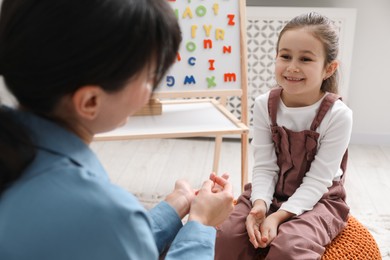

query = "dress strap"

[
  {"left": 309, "top": 93, "right": 349, "bottom": 181},
  {"left": 310, "top": 93, "right": 341, "bottom": 131},
  {"left": 267, "top": 86, "right": 282, "bottom": 127}
]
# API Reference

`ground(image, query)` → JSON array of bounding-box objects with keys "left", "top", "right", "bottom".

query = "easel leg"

[
  {"left": 213, "top": 135, "right": 223, "bottom": 174},
  {"left": 241, "top": 132, "right": 248, "bottom": 192}
]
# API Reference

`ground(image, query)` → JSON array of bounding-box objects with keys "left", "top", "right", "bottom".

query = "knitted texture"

[{"left": 322, "top": 215, "right": 381, "bottom": 260}]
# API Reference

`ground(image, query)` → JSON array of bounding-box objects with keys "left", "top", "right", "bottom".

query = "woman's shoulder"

[
  {"left": 7, "top": 152, "right": 145, "bottom": 221},
  {"left": 60, "top": 165, "right": 145, "bottom": 216},
  {"left": 0, "top": 159, "right": 153, "bottom": 260}
]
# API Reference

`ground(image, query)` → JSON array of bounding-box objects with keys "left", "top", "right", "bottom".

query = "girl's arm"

[{"left": 251, "top": 93, "right": 280, "bottom": 211}]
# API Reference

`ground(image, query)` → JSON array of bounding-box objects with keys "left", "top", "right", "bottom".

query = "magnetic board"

[{"left": 155, "top": 0, "right": 247, "bottom": 98}]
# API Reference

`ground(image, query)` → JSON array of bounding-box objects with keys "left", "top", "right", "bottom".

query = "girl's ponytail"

[{"left": 0, "top": 109, "right": 36, "bottom": 193}]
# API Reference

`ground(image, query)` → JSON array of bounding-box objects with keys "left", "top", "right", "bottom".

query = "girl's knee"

[
  {"left": 215, "top": 230, "right": 258, "bottom": 260},
  {"left": 215, "top": 220, "right": 256, "bottom": 260},
  {"left": 266, "top": 233, "right": 324, "bottom": 260}
]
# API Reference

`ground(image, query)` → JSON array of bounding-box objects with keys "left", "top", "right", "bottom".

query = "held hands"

[
  {"left": 164, "top": 179, "right": 197, "bottom": 219},
  {"left": 165, "top": 173, "right": 234, "bottom": 227},
  {"left": 188, "top": 173, "right": 234, "bottom": 227}
]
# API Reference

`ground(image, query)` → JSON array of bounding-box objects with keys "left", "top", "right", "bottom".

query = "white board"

[{"left": 156, "top": 0, "right": 245, "bottom": 95}]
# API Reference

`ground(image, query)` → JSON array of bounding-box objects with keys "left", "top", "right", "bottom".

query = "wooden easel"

[
  {"left": 95, "top": 0, "right": 249, "bottom": 191},
  {"left": 133, "top": 98, "right": 162, "bottom": 116}
]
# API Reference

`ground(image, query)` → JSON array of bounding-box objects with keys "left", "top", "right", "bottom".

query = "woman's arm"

[
  {"left": 149, "top": 175, "right": 234, "bottom": 258},
  {"left": 165, "top": 175, "right": 234, "bottom": 259}
]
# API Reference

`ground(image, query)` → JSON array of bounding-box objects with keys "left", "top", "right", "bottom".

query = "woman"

[{"left": 0, "top": 0, "right": 234, "bottom": 259}]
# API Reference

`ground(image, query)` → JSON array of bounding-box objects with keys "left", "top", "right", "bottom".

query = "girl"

[
  {"left": 215, "top": 12, "right": 352, "bottom": 260},
  {"left": 0, "top": 0, "right": 234, "bottom": 259}
]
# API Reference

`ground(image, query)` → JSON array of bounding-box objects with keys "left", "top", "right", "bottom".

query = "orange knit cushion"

[{"left": 322, "top": 215, "right": 381, "bottom": 260}]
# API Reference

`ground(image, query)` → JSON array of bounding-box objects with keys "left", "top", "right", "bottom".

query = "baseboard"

[{"left": 350, "top": 133, "right": 390, "bottom": 146}]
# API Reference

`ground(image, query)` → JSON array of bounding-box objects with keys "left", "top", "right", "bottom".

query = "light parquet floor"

[
  {"left": 91, "top": 138, "right": 390, "bottom": 258},
  {"left": 91, "top": 138, "right": 390, "bottom": 216}
]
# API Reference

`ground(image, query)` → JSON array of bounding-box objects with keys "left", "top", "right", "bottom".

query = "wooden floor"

[{"left": 91, "top": 138, "right": 390, "bottom": 216}]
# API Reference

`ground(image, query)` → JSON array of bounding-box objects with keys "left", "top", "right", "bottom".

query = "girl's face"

[{"left": 275, "top": 28, "right": 331, "bottom": 106}]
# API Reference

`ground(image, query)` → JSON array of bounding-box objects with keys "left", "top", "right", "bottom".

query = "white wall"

[{"left": 246, "top": 0, "right": 390, "bottom": 145}]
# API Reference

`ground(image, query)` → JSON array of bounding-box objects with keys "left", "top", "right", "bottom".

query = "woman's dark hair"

[
  {"left": 0, "top": 0, "right": 181, "bottom": 193},
  {"left": 276, "top": 12, "right": 340, "bottom": 94}
]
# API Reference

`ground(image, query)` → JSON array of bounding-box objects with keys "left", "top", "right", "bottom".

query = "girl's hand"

[
  {"left": 256, "top": 214, "right": 279, "bottom": 248},
  {"left": 257, "top": 210, "right": 295, "bottom": 248},
  {"left": 209, "top": 172, "right": 229, "bottom": 193},
  {"left": 188, "top": 177, "right": 234, "bottom": 227},
  {"left": 246, "top": 200, "right": 267, "bottom": 248}
]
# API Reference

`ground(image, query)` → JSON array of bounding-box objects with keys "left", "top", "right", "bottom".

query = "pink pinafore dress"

[{"left": 215, "top": 87, "right": 349, "bottom": 260}]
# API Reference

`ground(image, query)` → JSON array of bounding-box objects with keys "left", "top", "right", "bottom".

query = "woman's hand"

[
  {"left": 164, "top": 179, "right": 196, "bottom": 219},
  {"left": 188, "top": 175, "right": 234, "bottom": 227},
  {"left": 246, "top": 199, "right": 267, "bottom": 248}
]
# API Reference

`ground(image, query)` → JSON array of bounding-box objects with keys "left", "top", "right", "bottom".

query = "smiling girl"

[{"left": 215, "top": 12, "right": 352, "bottom": 260}]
